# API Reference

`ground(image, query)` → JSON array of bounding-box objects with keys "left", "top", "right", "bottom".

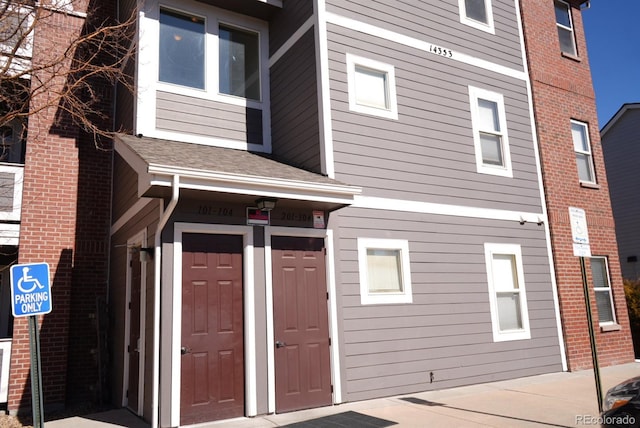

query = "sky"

[{"left": 582, "top": 1, "right": 640, "bottom": 128}]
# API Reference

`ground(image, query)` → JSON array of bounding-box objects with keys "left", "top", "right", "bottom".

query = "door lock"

[
  {"left": 275, "top": 341, "right": 287, "bottom": 348},
  {"left": 181, "top": 346, "right": 191, "bottom": 355}
]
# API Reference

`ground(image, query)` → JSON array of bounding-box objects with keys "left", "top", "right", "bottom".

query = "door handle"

[
  {"left": 181, "top": 346, "right": 191, "bottom": 355},
  {"left": 275, "top": 341, "right": 287, "bottom": 348}
]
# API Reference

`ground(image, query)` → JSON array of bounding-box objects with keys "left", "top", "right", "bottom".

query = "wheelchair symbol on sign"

[{"left": 17, "top": 267, "right": 45, "bottom": 293}]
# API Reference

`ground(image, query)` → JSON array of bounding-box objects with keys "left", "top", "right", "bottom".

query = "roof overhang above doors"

[{"left": 114, "top": 134, "right": 362, "bottom": 211}]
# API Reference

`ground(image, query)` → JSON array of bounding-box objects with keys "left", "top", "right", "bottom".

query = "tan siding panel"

[
  {"left": 334, "top": 208, "right": 562, "bottom": 400},
  {"left": 156, "top": 92, "right": 263, "bottom": 145},
  {"left": 270, "top": 29, "right": 321, "bottom": 172},
  {"left": 325, "top": 0, "right": 523, "bottom": 70}
]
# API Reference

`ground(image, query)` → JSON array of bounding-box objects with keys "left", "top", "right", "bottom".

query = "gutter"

[{"left": 151, "top": 175, "right": 180, "bottom": 428}]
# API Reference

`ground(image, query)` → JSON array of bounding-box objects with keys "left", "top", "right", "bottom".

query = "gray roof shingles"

[{"left": 116, "top": 134, "right": 350, "bottom": 187}]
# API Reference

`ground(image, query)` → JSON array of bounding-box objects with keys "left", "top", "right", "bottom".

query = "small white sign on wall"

[{"left": 569, "top": 207, "right": 591, "bottom": 257}]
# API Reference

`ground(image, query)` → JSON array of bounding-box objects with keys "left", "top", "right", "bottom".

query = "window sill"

[
  {"left": 580, "top": 181, "right": 600, "bottom": 190},
  {"left": 600, "top": 323, "right": 621, "bottom": 332},
  {"left": 561, "top": 52, "right": 582, "bottom": 62}
]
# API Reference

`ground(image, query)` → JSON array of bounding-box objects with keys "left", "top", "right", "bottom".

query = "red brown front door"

[
  {"left": 127, "top": 248, "right": 141, "bottom": 413},
  {"left": 181, "top": 233, "right": 244, "bottom": 425},
  {"left": 272, "top": 236, "right": 332, "bottom": 413}
]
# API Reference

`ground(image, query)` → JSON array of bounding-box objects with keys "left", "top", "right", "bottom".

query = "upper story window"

[
  {"left": 571, "top": 120, "right": 596, "bottom": 184},
  {"left": 346, "top": 54, "right": 398, "bottom": 120},
  {"left": 156, "top": 4, "right": 267, "bottom": 103},
  {"left": 484, "top": 243, "right": 531, "bottom": 342},
  {"left": 159, "top": 9, "right": 205, "bottom": 89},
  {"left": 591, "top": 256, "right": 616, "bottom": 325},
  {"left": 555, "top": 0, "right": 577, "bottom": 56},
  {"left": 0, "top": 119, "right": 25, "bottom": 164},
  {"left": 458, "top": 0, "right": 495, "bottom": 34},
  {"left": 219, "top": 25, "right": 260, "bottom": 100},
  {"left": 468, "top": 86, "right": 512, "bottom": 177}
]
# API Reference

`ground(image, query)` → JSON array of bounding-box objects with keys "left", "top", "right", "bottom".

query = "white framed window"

[
  {"left": 468, "top": 86, "right": 512, "bottom": 177},
  {"left": 458, "top": 0, "right": 495, "bottom": 34},
  {"left": 159, "top": 8, "right": 206, "bottom": 90},
  {"left": 155, "top": 3, "right": 268, "bottom": 105},
  {"left": 357, "top": 238, "right": 412, "bottom": 305},
  {"left": 591, "top": 256, "right": 616, "bottom": 325},
  {"left": 484, "top": 243, "right": 531, "bottom": 342},
  {"left": 346, "top": 54, "right": 398, "bottom": 120},
  {"left": 219, "top": 24, "right": 260, "bottom": 100},
  {"left": 555, "top": 0, "right": 577, "bottom": 56},
  {"left": 571, "top": 120, "right": 596, "bottom": 184}
]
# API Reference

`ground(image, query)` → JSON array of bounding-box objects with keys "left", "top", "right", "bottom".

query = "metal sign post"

[
  {"left": 10, "top": 262, "right": 52, "bottom": 428},
  {"left": 569, "top": 207, "right": 603, "bottom": 412}
]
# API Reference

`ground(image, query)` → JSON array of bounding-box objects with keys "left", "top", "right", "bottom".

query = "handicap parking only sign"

[{"left": 10, "top": 263, "right": 52, "bottom": 317}]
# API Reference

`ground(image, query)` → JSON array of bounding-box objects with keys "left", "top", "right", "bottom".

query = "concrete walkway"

[{"left": 45, "top": 362, "right": 640, "bottom": 427}]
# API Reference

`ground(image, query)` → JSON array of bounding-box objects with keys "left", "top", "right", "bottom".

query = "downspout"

[{"left": 152, "top": 175, "right": 180, "bottom": 428}]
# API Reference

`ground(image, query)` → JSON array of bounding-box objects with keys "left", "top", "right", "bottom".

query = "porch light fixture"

[{"left": 255, "top": 197, "right": 278, "bottom": 211}]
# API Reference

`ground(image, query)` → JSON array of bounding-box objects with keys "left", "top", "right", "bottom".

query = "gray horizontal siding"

[
  {"left": 109, "top": 199, "right": 159, "bottom": 413},
  {"left": 271, "top": 28, "right": 321, "bottom": 172},
  {"left": 334, "top": 207, "right": 562, "bottom": 401},
  {"left": 327, "top": 25, "right": 542, "bottom": 213},
  {"left": 602, "top": 108, "right": 640, "bottom": 279},
  {"left": 156, "top": 91, "right": 263, "bottom": 145},
  {"left": 326, "top": 0, "right": 524, "bottom": 71},
  {"left": 269, "top": 0, "right": 314, "bottom": 56},
  {"left": 112, "top": 154, "right": 140, "bottom": 221}
]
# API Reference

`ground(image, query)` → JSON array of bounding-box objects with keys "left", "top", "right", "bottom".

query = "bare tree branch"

[{"left": 0, "top": 0, "right": 137, "bottom": 149}]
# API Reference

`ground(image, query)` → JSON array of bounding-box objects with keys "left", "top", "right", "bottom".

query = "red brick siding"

[
  {"left": 8, "top": 0, "right": 113, "bottom": 413},
  {"left": 520, "top": 0, "right": 634, "bottom": 370}
]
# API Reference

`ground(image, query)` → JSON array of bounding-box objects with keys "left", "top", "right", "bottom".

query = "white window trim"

[
  {"left": 555, "top": 0, "right": 577, "bottom": 56},
  {"left": 137, "top": 0, "right": 271, "bottom": 152},
  {"left": 0, "top": 339, "right": 11, "bottom": 403},
  {"left": 346, "top": 54, "right": 398, "bottom": 120},
  {"left": 468, "top": 86, "right": 513, "bottom": 177},
  {"left": 458, "top": 0, "right": 495, "bottom": 34},
  {"left": 0, "top": 165, "right": 23, "bottom": 221},
  {"left": 591, "top": 256, "right": 617, "bottom": 325},
  {"left": 571, "top": 119, "right": 596, "bottom": 184},
  {"left": 484, "top": 243, "right": 531, "bottom": 342},
  {"left": 358, "top": 238, "right": 412, "bottom": 305}
]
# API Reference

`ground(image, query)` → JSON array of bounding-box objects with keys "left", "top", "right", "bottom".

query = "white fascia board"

[
  {"left": 256, "top": 0, "right": 282, "bottom": 7},
  {"left": 113, "top": 137, "right": 155, "bottom": 197},
  {"left": 146, "top": 165, "right": 361, "bottom": 202},
  {"left": 353, "top": 195, "right": 545, "bottom": 224}
]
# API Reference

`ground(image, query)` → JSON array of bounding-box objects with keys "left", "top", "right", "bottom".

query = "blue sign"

[{"left": 10, "top": 263, "right": 52, "bottom": 317}]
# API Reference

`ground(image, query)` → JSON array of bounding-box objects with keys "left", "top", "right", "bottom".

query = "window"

[
  {"left": 346, "top": 54, "right": 398, "bottom": 120},
  {"left": 591, "top": 257, "right": 616, "bottom": 324},
  {"left": 157, "top": 5, "right": 267, "bottom": 102},
  {"left": 219, "top": 25, "right": 260, "bottom": 100},
  {"left": 468, "top": 86, "right": 512, "bottom": 177},
  {"left": 555, "top": 0, "right": 577, "bottom": 56},
  {"left": 571, "top": 120, "right": 596, "bottom": 183},
  {"left": 358, "top": 238, "right": 412, "bottom": 305},
  {"left": 159, "top": 8, "right": 205, "bottom": 89},
  {"left": 459, "top": 0, "right": 495, "bottom": 33},
  {"left": 0, "top": 119, "right": 25, "bottom": 164},
  {"left": 484, "top": 243, "right": 531, "bottom": 341}
]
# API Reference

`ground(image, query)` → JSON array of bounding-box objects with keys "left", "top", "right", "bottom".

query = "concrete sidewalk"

[{"left": 45, "top": 362, "right": 640, "bottom": 427}]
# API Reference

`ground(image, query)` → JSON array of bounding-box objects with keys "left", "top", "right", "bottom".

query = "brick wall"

[
  {"left": 520, "top": 0, "right": 634, "bottom": 370},
  {"left": 8, "top": 0, "right": 113, "bottom": 413}
]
